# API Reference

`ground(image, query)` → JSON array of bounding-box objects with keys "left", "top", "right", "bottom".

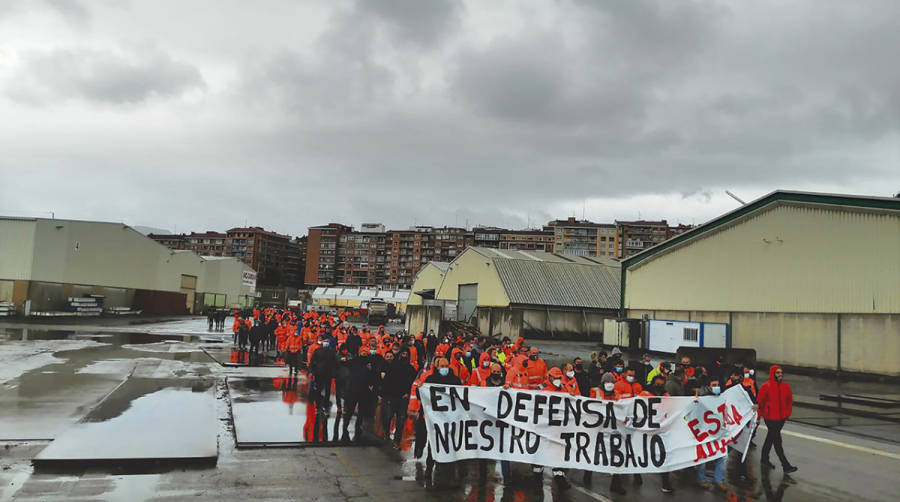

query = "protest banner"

[{"left": 419, "top": 384, "right": 756, "bottom": 473}]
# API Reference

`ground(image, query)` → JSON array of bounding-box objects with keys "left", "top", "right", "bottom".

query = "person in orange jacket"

[
  {"left": 613, "top": 366, "right": 643, "bottom": 399},
  {"left": 286, "top": 330, "right": 303, "bottom": 376},
  {"left": 560, "top": 363, "right": 580, "bottom": 396},
  {"left": 449, "top": 348, "right": 470, "bottom": 383},
  {"left": 535, "top": 367, "right": 572, "bottom": 490},
  {"left": 468, "top": 352, "right": 493, "bottom": 386},
  {"left": 522, "top": 347, "right": 548, "bottom": 390},
  {"left": 587, "top": 372, "right": 628, "bottom": 493}
]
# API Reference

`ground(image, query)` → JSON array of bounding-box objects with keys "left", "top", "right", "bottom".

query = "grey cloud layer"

[
  {"left": 0, "top": 0, "right": 896, "bottom": 236},
  {"left": 6, "top": 45, "right": 205, "bottom": 105}
]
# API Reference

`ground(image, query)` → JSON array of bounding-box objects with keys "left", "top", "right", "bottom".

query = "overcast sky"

[{"left": 1, "top": 0, "right": 897, "bottom": 237}]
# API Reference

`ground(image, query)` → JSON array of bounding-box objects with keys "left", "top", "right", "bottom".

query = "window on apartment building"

[{"left": 683, "top": 327, "right": 699, "bottom": 342}]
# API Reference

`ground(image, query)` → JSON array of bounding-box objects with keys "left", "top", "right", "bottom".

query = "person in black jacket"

[
  {"left": 309, "top": 335, "right": 339, "bottom": 411},
  {"left": 572, "top": 357, "right": 591, "bottom": 397},
  {"left": 249, "top": 320, "right": 265, "bottom": 358},
  {"left": 341, "top": 346, "right": 379, "bottom": 442},
  {"left": 379, "top": 350, "right": 417, "bottom": 447},
  {"left": 425, "top": 329, "right": 438, "bottom": 362},
  {"left": 344, "top": 327, "right": 362, "bottom": 357},
  {"left": 334, "top": 344, "right": 352, "bottom": 414}
]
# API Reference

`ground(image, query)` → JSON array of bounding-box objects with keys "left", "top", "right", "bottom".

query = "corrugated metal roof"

[
  {"left": 463, "top": 247, "right": 622, "bottom": 309},
  {"left": 431, "top": 261, "right": 450, "bottom": 271}
]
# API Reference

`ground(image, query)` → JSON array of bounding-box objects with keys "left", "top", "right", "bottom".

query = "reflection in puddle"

[{"left": 34, "top": 378, "right": 217, "bottom": 466}]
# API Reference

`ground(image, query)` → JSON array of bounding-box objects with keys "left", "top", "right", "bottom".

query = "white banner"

[{"left": 420, "top": 384, "right": 756, "bottom": 474}]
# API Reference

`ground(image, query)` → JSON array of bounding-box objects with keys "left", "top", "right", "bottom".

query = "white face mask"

[
  {"left": 566, "top": 371, "right": 575, "bottom": 378},
  {"left": 483, "top": 361, "right": 490, "bottom": 367},
  {"left": 749, "top": 369, "right": 755, "bottom": 376},
  {"left": 603, "top": 382, "right": 615, "bottom": 392},
  {"left": 552, "top": 379, "right": 562, "bottom": 387},
  {"left": 625, "top": 375, "right": 634, "bottom": 383}
]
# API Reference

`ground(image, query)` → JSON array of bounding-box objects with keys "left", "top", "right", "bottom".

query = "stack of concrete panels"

[
  {"left": 65, "top": 296, "right": 103, "bottom": 316},
  {"left": 0, "top": 301, "right": 14, "bottom": 317}
]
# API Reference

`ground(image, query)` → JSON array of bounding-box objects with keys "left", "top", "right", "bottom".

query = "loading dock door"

[
  {"left": 180, "top": 275, "right": 197, "bottom": 314},
  {"left": 457, "top": 284, "right": 477, "bottom": 322}
]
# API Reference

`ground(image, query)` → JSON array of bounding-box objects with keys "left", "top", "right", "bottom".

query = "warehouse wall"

[
  {"left": 518, "top": 308, "right": 612, "bottom": 340},
  {"left": 476, "top": 307, "right": 521, "bottom": 339},
  {"left": 29, "top": 220, "right": 173, "bottom": 290},
  {"left": 405, "top": 305, "right": 442, "bottom": 335},
  {"left": 840, "top": 314, "right": 899, "bottom": 375},
  {"left": 407, "top": 264, "right": 446, "bottom": 306},
  {"left": 626, "top": 308, "right": 900, "bottom": 376},
  {"left": 625, "top": 203, "right": 900, "bottom": 314},
  {"left": 198, "top": 258, "right": 256, "bottom": 307},
  {"left": 0, "top": 219, "right": 36, "bottom": 281},
  {"left": 435, "top": 250, "right": 509, "bottom": 307}
]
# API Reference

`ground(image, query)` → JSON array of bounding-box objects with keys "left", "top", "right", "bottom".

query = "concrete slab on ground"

[
  {"left": 228, "top": 375, "right": 358, "bottom": 447},
  {"left": 33, "top": 378, "right": 217, "bottom": 469}
]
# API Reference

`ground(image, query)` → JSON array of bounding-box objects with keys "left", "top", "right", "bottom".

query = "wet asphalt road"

[{"left": 1, "top": 317, "right": 898, "bottom": 501}]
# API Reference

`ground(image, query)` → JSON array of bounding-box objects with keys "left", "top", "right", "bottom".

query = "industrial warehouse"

[
  {"left": 0, "top": 216, "right": 256, "bottom": 315},
  {"left": 406, "top": 247, "right": 621, "bottom": 339},
  {"left": 620, "top": 191, "right": 900, "bottom": 376}
]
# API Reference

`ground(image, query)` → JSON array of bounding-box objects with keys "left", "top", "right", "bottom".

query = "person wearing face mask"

[
  {"left": 341, "top": 345, "right": 379, "bottom": 442},
  {"left": 613, "top": 366, "right": 643, "bottom": 399},
  {"left": 560, "top": 363, "right": 580, "bottom": 396},
  {"left": 646, "top": 360, "right": 669, "bottom": 386},
  {"left": 572, "top": 357, "right": 590, "bottom": 397},
  {"left": 448, "top": 348, "right": 471, "bottom": 383},
  {"left": 695, "top": 377, "right": 728, "bottom": 491},
  {"left": 419, "top": 358, "right": 462, "bottom": 481},
  {"left": 460, "top": 344, "right": 477, "bottom": 371},
  {"left": 535, "top": 367, "right": 572, "bottom": 490},
  {"left": 478, "top": 362, "right": 513, "bottom": 483},
  {"left": 379, "top": 347, "right": 417, "bottom": 448},
  {"left": 612, "top": 360, "right": 626, "bottom": 381},
  {"left": 640, "top": 375, "right": 675, "bottom": 493},
  {"left": 308, "top": 335, "right": 339, "bottom": 412},
  {"left": 468, "top": 352, "right": 493, "bottom": 386},
  {"left": 586, "top": 373, "right": 627, "bottom": 494},
  {"left": 757, "top": 365, "right": 797, "bottom": 473},
  {"left": 635, "top": 353, "right": 653, "bottom": 385},
  {"left": 523, "top": 347, "right": 548, "bottom": 389}
]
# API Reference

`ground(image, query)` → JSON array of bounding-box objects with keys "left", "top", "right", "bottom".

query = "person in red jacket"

[{"left": 757, "top": 365, "right": 797, "bottom": 473}]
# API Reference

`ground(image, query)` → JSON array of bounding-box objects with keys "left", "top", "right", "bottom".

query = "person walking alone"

[{"left": 757, "top": 365, "right": 798, "bottom": 473}]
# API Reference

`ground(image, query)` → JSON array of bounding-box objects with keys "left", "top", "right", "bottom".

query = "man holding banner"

[{"left": 418, "top": 375, "right": 757, "bottom": 491}]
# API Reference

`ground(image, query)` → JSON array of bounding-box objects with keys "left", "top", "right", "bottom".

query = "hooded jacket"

[
  {"left": 468, "top": 352, "right": 492, "bottom": 386},
  {"left": 757, "top": 365, "right": 793, "bottom": 421}
]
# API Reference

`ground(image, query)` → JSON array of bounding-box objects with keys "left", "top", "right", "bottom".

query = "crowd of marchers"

[{"left": 225, "top": 307, "right": 797, "bottom": 495}]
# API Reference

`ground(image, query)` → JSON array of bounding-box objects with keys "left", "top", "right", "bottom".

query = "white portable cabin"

[{"left": 646, "top": 319, "right": 729, "bottom": 353}]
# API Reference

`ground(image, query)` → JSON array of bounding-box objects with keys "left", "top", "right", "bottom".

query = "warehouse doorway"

[
  {"left": 458, "top": 284, "right": 477, "bottom": 322},
  {"left": 180, "top": 275, "right": 197, "bottom": 314}
]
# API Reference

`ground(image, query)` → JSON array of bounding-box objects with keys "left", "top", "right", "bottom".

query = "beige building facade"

[
  {"left": 0, "top": 217, "right": 256, "bottom": 314},
  {"left": 621, "top": 191, "right": 900, "bottom": 376}
]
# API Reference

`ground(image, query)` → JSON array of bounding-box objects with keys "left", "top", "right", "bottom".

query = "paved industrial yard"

[{"left": 1, "top": 317, "right": 898, "bottom": 502}]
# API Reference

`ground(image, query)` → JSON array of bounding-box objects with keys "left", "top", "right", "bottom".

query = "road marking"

[
  {"left": 759, "top": 425, "right": 900, "bottom": 460},
  {"left": 573, "top": 485, "right": 613, "bottom": 502}
]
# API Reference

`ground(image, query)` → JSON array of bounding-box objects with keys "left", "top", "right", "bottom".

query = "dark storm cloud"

[
  {"left": 0, "top": 0, "right": 897, "bottom": 236},
  {"left": 355, "top": 0, "right": 463, "bottom": 47},
  {"left": 6, "top": 45, "right": 205, "bottom": 105}
]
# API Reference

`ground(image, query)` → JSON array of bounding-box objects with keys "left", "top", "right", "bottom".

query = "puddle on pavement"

[
  {"left": 0, "top": 371, "right": 124, "bottom": 440},
  {"left": 33, "top": 378, "right": 217, "bottom": 468},
  {"left": 228, "top": 376, "right": 362, "bottom": 446},
  {"left": 0, "top": 327, "right": 204, "bottom": 345},
  {"left": 201, "top": 346, "right": 285, "bottom": 367}
]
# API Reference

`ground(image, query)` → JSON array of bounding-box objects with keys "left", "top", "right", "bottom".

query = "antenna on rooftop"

[{"left": 725, "top": 190, "right": 747, "bottom": 206}]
